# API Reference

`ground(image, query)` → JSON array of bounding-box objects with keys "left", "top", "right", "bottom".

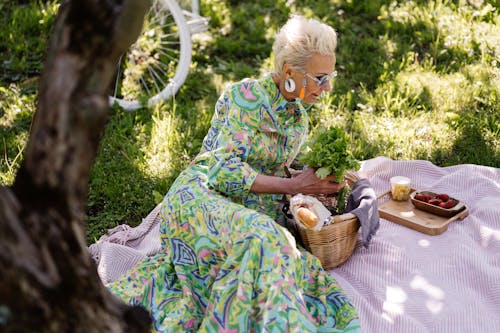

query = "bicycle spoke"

[
  {"left": 149, "top": 60, "right": 172, "bottom": 81},
  {"left": 159, "top": 40, "right": 182, "bottom": 46},
  {"left": 147, "top": 65, "right": 168, "bottom": 94},
  {"left": 148, "top": 17, "right": 176, "bottom": 30},
  {"left": 157, "top": 47, "right": 181, "bottom": 63},
  {"left": 113, "top": 56, "right": 124, "bottom": 98},
  {"left": 139, "top": 75, "right": 152, "bottom": 98}
]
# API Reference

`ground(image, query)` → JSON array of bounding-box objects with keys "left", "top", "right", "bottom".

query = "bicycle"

[{"left": 109, "top": 0, "right": 209, "bottom": 111}]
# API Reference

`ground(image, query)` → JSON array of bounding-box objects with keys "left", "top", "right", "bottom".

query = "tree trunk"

[{"left": 0, "top": 0, "right": 152, "bottom": 331}]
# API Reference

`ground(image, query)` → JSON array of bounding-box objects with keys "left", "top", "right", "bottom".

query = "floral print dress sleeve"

[{"left": 192, "top": 82, "right": 261, "bottom": 199}]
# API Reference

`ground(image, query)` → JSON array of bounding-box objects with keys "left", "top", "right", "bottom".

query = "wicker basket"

[
  {"left": 286, "top": 169, "right": 361, "bottom": 269},
  {"left": 297, "top": 210, "right": 360, "bottom": 269}
]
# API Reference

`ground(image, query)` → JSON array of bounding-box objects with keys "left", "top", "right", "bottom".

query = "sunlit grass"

[
  {"left": 0, "top": 0, "right": 59, "bottom": 82},
  {"left": 1, "top": 0, "right": 498, "bottom": 242},
  {"left": 0, "top": 85, "right": 35, "bottom": 184},
  {"left": 142, "top": 104, "right": 193, "bottom": 181}
]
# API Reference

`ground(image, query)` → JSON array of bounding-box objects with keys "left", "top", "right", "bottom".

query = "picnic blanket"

[
  {"left": 88, "top": 156, "right": 500, "bottom": 332},
  {"left": 332, "top": 156, "right": 500, "bottom": 333}
]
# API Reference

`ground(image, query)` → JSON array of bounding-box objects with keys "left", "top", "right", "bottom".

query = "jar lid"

[{"left": 390, "top": 176, "right": 411, "bottom": 185}]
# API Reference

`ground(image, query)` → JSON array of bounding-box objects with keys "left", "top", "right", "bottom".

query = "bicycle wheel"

[{"left": 109, "top": 0, "right": 192, "bottom": 111}]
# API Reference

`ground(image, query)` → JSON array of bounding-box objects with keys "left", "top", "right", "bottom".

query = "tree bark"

[{"left": 0, "top": 0, "right": 152, "bottom": 331}]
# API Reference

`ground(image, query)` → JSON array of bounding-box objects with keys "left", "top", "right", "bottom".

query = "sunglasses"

[{"left": 304, "top": 71, "right": 338, "bottom": 87}]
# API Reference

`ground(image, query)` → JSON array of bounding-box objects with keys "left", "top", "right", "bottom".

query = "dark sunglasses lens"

[
  {"left": 318, "top": 76, "right": 329, "bottom": 86},
  {"left": 319, "top": 72, "right": 337, "bottom": 86}
]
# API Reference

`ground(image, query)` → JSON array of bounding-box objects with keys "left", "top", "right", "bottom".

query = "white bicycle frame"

[{"left": 181, "top": 0, "right": 209, "bottom": 33}]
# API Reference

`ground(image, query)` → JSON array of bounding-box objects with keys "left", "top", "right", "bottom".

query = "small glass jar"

[{"left": 390, "top": 176, "right": 411, "bottom": 201}]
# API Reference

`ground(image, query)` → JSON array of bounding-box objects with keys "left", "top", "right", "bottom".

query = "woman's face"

[{"left": 282, "top": 53, "right": 336, "bottom": 104}]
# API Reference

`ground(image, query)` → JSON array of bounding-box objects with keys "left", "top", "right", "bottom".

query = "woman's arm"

[{"left": 250, "top": 168, "right": 347, "bottom": 195}]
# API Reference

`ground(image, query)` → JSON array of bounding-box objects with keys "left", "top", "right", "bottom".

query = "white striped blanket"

[
  {"left": 331, "top": 156, "right": 500, "bottom": 333},
  {"left": 88, "top": 156, "right": 500, "bottom": 332}
]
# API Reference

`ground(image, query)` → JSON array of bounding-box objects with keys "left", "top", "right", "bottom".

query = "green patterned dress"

[{"left": 108, "top": 75, "right": 361, "bottom": 332}]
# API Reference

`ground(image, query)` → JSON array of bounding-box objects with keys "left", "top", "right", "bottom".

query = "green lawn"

[{"left": 1, "top": 0, "right": 498, "bottom": 243}]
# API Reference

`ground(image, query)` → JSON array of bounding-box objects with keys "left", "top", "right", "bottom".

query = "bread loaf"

[
  {"left": 297, "top": 207, "right": 319, "bottom": 228},
  {"left": 289, "top": 194, "right": 331, "bottom": 231}
]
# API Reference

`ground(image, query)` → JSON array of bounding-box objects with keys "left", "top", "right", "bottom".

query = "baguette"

[{"left": 297, "top": 207, "right": 319, "bottom": 228}]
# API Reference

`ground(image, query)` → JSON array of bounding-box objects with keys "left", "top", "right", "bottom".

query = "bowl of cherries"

[{"left": 410, "top": 191, "right": 466, "bottom": 217}]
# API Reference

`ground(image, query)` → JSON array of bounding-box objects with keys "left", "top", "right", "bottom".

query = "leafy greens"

[
  {"left": 299, "top": 126, "right": 359, "bottom": 182},
  {"left": 298, "top": 126, "right": 359, "bottom": 215}
]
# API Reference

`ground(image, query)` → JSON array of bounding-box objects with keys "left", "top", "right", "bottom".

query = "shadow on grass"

[
  {"left": 86, "top": 106, "right": 157, "bottom": 242},
  {"left": 431, "top": 115, "right": 500, "bottom": 167}
]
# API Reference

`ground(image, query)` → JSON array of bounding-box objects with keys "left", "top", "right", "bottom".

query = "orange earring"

[
  {"left": 299, "top": 87, "right": 305, "bottom": 99},
  {"left": 299, "top": 78, "right": 307, "bottom": 99}
]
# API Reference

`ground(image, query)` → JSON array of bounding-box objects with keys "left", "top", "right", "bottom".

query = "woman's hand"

[
  {"left": 289, "top": 168, "right": 347, "bottom": 195},
  {"left": 249, "top": 168, "right": 346, "bottom": 195}
]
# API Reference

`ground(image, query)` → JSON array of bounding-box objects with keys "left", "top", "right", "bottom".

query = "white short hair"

[{"left": 272, "top": 15, "right": 337, "bottom": 75}]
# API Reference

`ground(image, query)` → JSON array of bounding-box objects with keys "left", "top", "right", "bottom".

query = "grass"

[{"left": 1, "top": 0, "right": 498, "bottom": 243}]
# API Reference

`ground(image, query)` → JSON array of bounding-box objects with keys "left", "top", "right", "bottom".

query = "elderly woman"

[{"left": 108, "top": 15, "right": 361, "bottom": 332}]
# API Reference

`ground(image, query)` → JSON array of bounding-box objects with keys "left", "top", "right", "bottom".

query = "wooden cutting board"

[{"left": 377, "top": 189, "right": 469, "bottom": 235}]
